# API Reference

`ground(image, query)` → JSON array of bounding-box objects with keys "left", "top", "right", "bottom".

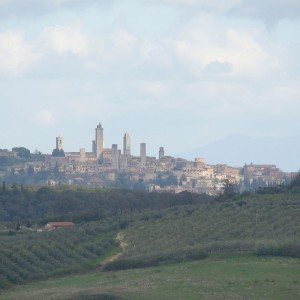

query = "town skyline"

[
  {"left": 1, "top": 121, "right": 300, "bottom": 172},
  {"left": 52, "top": 123, "right": 300, "bottom": 173},
  {"left": 1, "top": 121, "right": 293, "bottom": 195}
]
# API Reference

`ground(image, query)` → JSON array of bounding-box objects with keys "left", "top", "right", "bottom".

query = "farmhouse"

[{"left": 45, "top": 221, "right": 75, "bottom": 230}]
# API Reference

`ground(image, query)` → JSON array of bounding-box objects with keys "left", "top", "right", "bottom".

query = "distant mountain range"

[{"left": 179, "top": 135, "right": 300, "bottom": 172}]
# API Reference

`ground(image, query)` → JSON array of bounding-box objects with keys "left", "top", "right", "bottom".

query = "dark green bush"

[
  {"left": 255, "top": 242, "right": 300, "bottom": 258},
  {"left": 185, "top": 249, "right": 209, "bottom": 260}
]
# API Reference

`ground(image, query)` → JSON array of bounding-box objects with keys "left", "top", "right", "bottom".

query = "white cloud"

[
  {"left": 172, "top": 16, "right": 279, "bottom": 77},
  {"left": 0, "top": 31, "right": 41, "bottom": 77},
  {"left": 0, "top": 0, "right": 111, "bottom": 17},
  {"left": 231, "top": 0, "right": 300, "bottom": 24},
  {"left": 35, "top": 110, "right": 56, "bottom": 125},
  {"left": 42, "top": 23, "right": 90, "bottom": 56}
]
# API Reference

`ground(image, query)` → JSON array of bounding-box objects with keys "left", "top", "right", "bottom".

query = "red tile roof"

[{"left": 46, "top": 222, "right": 75, "bottom": 227}]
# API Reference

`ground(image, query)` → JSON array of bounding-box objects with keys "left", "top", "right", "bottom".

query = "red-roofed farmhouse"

[{"left": 45, "top": 221, "right": 75, "bottom": 229}]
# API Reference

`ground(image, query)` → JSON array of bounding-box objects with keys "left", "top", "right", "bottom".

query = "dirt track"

[{"left": 101, "top": 232, "right": 128, "bottom": 265}]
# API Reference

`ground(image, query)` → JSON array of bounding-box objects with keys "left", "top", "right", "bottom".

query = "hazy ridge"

[{"left": 180, "top": 135, "right": 300, "bottom": 172}]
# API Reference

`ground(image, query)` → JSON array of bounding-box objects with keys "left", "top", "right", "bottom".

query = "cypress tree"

[{"left": 16, "top": 221, "right": 21, "bottom": 231}]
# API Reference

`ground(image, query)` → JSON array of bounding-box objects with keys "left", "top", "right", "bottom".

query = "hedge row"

[{"left": 103, "top": 249, "right": 209, "bottom": 271}]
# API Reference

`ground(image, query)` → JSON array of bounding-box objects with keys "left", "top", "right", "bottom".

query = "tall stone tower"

[
  {"left": 159, "top": 147, "right": 165, "bottom": 159},
  {"left": 94, "top": 123, "right": 104, "bottom": 159},
  {"left": 123, "top": 133, "right": 131, "bottom": 156},
  {"left": 56, "top": 136, "right": 64, "bottom": 150},
  {"left": 111, "top": 144, "right": 119, "bottom": 169},
  {"left": 140, "top": 143, "right": 146, "bottom": 167}
]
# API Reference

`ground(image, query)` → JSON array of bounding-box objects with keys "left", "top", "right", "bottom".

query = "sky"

[{"left": 1, "top": 0, "right": 300, "bottom": 166}]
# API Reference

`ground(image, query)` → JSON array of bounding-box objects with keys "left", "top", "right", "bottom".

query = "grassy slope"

[{"left": 0, "top": 254, "right": 299, "bottom": 300}]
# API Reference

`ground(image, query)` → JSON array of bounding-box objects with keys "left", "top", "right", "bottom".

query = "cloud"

[
  {"left": 149, "top": 0, "right": 300, "bottom": 23},
  {"left": 0, "top": 31, "right": 41, "bottom": 77},
  {"left": 172, "top": 16, "right": 279, "bottom": 77},
  {"left": 230, "top": 0, "right": 300, "bottom": 24},
  {"left": 0, "top": 23, "right": 139, "bottom": 78},
  {"left": 42, "top": 23, "right": 90, "bottom": 56},
  {"left": 97, "top": 28, "right": 138, "bottom": 62},
  {"left": 34, "top": 110, "right": 56, "bottom": 125},
  {"left": 0, "top": 0, "right": 112, "bottom": 17},
  {"left": 155, "top": 0, "right": 242, "bottom": 11},
  {"left": 83, "top": 28, "right": 138, "bottom": 72}
]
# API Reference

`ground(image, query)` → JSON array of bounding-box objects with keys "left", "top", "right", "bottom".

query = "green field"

[{"left": 0, "top": 253, "right": 299, "bottom": 300}]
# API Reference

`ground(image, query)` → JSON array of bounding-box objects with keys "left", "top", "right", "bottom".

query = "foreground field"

[
  {"left": 1, "top": 185, "right": 299, "bottom": 296},
  {"left": 1, "top": 253, "right": 299, "bottom": 300},
  {"left": 1, "top": 191, "right": 299, "bottom": 289}
]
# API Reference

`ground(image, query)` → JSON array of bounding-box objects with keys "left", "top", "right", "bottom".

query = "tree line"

[{"left": 0, "top": 184, "right": 211, "bottom": 224}]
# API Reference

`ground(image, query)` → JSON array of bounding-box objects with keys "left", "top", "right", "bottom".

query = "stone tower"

[
  {"left": 159, "top": 147, "right": 164, "bottom": 159},
  {"left": 94, "top": 123, "right": 104, "bottom": 159},
  {"left": 140, "top": 143, "right": 146, "bottom": 167},
  {"left": 56, "top": 136, "right": 64, "bottom": 150},
  {"left": 123, "top": 133, "right": 131, "bottom": 156},
  {"left": 111, "top": 144, "right": 119, "bottom": 169}
]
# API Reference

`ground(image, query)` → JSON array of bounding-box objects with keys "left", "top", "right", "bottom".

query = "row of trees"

[
  {"left": 0, "top": 185, "right": 211, "bottom": 223},
  {"left": 52, "top": 148, "right": 65, "bottom": 157}
]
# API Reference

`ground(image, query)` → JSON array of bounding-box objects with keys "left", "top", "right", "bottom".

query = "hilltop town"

[{"left": 0, "top": 123, "right": 294, "bottom": 194}]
